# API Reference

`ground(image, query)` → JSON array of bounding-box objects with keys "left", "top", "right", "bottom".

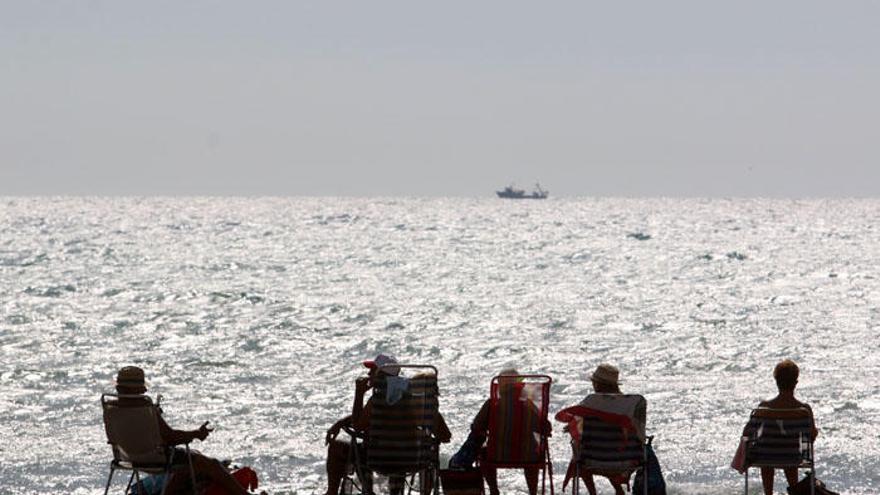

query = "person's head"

[
  {"left": 496, "top": 367, "right": 521, "bottom": 397},
  {"left": 590, "top": 363, "right": 622, "bottom": 393},
  {"left": 115, "top": 366, "right": 147, "bottom": 395},
  {"left": 773, "top": 359, "right": 799, "bottom": 392},
  {"left": 363, "top": 354, "right": 400, "bottom": 379}
]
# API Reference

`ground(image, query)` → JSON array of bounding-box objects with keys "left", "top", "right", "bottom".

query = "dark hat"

[{"left": 115, "top": 366, "right": 147, "bottom": 391}]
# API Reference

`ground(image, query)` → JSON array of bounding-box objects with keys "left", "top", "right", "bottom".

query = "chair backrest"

[
  {"left": 564, "top": 394, "right": 647, "bottom": 470},
  {"left": 366, "top": 365, "right": 439, "bottom": 475},
  {"left": 486, "top": 375, "right": 552, "bottom": 467},
  {"left": 744, "top": 407, "right": 814, "bottom": 468},
  {"left": 102, "top": 393, "right": 168, "bottom": 467}
]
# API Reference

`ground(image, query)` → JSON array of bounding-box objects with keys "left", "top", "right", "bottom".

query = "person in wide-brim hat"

[
  {"left": 111, "top": 366, "right": 266, "bottom": 495},
  {"left": 589, "top": 363, "right": 622, "bottom": 393}
]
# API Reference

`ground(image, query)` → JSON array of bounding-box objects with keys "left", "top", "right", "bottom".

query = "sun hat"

[
  {"left": 115, "top": 366, "right": 148, "bottom": 391},
  {"left": 363, "top": 354, "right": 400, "bottom": 376},
  {"left": 589, "top": 363, "right": 621, "bottom": 387}
]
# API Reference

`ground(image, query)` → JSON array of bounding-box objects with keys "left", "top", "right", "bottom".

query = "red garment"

[
  {"left": 554, "top": 405, "right": 636, "bottom": 444},
  {"left": 203, "top": 467, "right": 259, "bottom": 495}
]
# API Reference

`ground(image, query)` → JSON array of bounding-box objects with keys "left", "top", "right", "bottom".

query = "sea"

[{"left": 1, "top": 197, "right": 878, "bottom": 495}]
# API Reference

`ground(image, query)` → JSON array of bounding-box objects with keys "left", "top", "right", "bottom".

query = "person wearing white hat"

[
  {"left": 111, "top": 366, "right": 266, "bottom": 495},
  {"left": 322, "top": 354, "right": 451, "bottom": 495}
]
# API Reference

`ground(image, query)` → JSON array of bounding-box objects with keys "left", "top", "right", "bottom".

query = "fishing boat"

[{"left": 496, "top": 183, "right": 548, "bottom": 199}]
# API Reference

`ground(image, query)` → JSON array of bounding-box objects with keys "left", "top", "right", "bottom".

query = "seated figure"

[
  {"left": 450, "top": 368, "right": 552, "bottom": 495},
  {"left": 108, "top": 366, "right": 264, "bottom": 495},
  {"left": 564, "top": 364, "right": 645, "bottom": 495},
  {"left": 745, "top": 359, "right": 818, "bottom": 495},
  {"left": 323, "top": 354, "right": 451, "bottom": 495}
]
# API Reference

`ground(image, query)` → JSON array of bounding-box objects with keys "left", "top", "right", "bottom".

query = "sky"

[{"left": 2, "top": 1, "right": 879, "bottom": 197}]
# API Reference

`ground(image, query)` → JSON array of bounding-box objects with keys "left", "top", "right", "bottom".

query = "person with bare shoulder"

[
  {"left": 111, "top": 366, "right": 265, "bottom": 495},
  {"left": 754, "top": 359, "right": 819, "bottom": 495}
]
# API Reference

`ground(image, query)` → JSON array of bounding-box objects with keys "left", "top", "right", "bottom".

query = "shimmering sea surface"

[{"left": 1, "top": 197, "right": 879, "bottom": 495}]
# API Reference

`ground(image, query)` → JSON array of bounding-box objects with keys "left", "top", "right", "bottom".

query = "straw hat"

[
  {"left": 115, "top": 366, "right": 148, "bottom": 392},
  {"left": 589, "top": 363, "right": 621, "bottom": 387}
]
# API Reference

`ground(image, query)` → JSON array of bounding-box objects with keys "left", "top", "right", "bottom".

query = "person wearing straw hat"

[
  {"left": 111, "top": 366, "right": 265, "bottom": 495},
  {"left": 576, "top": 364, "right": 626, "bottom": 495}
]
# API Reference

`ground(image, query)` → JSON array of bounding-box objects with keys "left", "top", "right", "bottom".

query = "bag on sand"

[
  {"left": 440, "top": 468, "right": 483, "bottom": 495},
  {"left": 632, "top": 437, "right": 666, "bottom": 495},
  {"left": 787, "top": 475, "right": 840, "bottom": 495}
]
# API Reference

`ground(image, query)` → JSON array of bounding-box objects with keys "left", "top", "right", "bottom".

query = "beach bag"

[
  {"left": 632, "top": 438, "right": 666, "bottom": 495},
  {"left": 440, "top": 468, "right": 483, "bottom": 495},
  {"left": 787, "top": 476, "right": 840, "bottom": 495}
]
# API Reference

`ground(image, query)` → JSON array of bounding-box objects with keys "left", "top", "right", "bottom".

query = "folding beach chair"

[
  {"left": 555, "top": 394, "right": 648, "bottom": 495},
  {"left": 742, "top": 407, "right": 816, "bottom": 495},
  {"left": 101, "top": 393, "right": 197, "bottom": 495},
  {"left": 342, "top": 364, "right": 442, "bottom": 495},
  {"left": 480, "top": 374, "right": 554, "bottom": 495}
]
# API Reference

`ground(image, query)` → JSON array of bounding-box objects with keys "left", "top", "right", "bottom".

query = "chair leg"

[
  {"left": 573, "top": 464, "right": 579, "bottom": 495},
  {"left": 810, "top": 469, "right": 815, "bottom": 495},
  {"left": 744, "top": 469, "right": 748, "bottom": 495},
  {"left": 103, "top": 465, "right": 115, "bottom": 495},
  {"left": 124, "top": 471, "right": 136, "bottom": 495}
]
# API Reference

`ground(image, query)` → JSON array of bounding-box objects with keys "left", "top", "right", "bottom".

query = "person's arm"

[
  {"left": 157, "top": 413, "right": 211, "bottom": 446},
  {"left": 471, "top": 400, "right": 491, "bottom": 434},
  {"left": 325, "top": 415, "right": 352, "bottom": 444},
  {"left": 351, "top": 376, "right": 370, "bottom": 425},
  {"left": 805, "top": 404, "right": 819, "bottom": 441},
  {"left": 434, "top": 412, "right": 452, "bottom": 443},
  {"left": 352, "top": 401, "right": 372, "bottom": 431}
]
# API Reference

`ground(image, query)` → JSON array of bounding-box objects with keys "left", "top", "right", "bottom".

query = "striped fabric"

[
  {"left": 572, "top": 395, "right": 647, "bottom": 470},
  {"left": 744, "top": 408, "right": 814, "bottom": 468},
  {"left": 578, "top": 415, "right": 644, "bottom": 468},
  {"left": 486, "top": 379, "right": 550, "bottom": 466},
  {"left": 366, "top": 374, "right": 439, "bottom": 475}
]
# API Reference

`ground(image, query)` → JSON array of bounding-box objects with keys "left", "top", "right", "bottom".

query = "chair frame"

[
  {"left": 340, "top": 364, "right": 442, "bottom": 495},
  {"left": 480, "top": 374, "right": 555, "bottom": 495},
  {"left": 101, "top": 393, "right": 198, "bottom": 495},
  {"left": 742, "top": 407, "right": 815, "bottom": 495}
]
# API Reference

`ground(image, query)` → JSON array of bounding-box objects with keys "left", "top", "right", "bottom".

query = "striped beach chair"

[
  {"left": 344, "top": 364, "right": 442, "bottom": 495},
  {"left": 482, "top": 374, "right": 554, "bottom": 495},
  {"left": 742, "top": 407, "right": 816, "bottom": 495},
  {"left": 555, "top": 394, "right": 648, "bottom": 495}
]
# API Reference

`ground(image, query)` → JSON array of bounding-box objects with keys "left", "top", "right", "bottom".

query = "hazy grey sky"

[{"left": 2, "top": 1, "right": 879, "bottom": 196}]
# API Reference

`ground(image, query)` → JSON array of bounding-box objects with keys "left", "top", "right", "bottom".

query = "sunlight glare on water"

[{"left": 0, "top": 197, "right": 878, "bottom": 494}]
